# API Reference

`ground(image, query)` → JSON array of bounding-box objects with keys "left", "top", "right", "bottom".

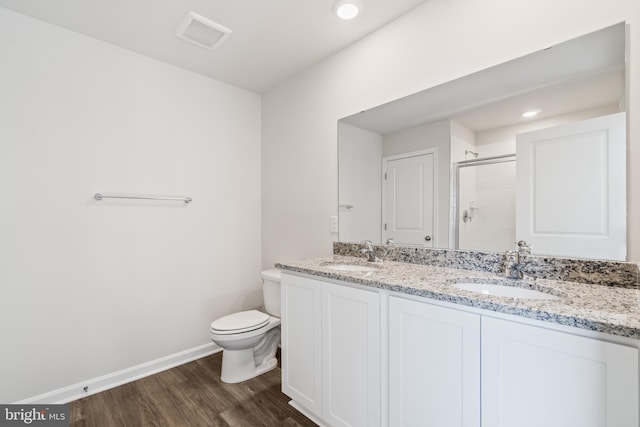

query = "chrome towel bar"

[{"left": 94, "top": 193, "right": 192, "bottom": 204}]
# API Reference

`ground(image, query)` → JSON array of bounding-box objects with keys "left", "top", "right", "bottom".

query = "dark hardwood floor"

[{"left": 69, "top": 352, "right": 317, "bottom": 427}]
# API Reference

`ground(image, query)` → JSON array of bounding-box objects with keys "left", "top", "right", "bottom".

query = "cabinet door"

[
  {"left": 322, "top": 283, "right": 381, "bottom": 427},
  {"left": 482, "top": 316, "right": 639, "bottom": 427},
  {"left": 389, "top": 297, "right": 481, "bottom": 427},
  {"left": 281, "top": 274, "right": 323, "bottom": 417}
]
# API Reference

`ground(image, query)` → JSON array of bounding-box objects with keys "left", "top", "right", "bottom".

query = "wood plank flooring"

[{"left": 69, "top": 352, "right": 317, "bottom": 427}]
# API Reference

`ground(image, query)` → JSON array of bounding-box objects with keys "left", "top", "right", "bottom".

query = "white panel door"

[
  {"left": 389, "top": 297, "right": 481, "bottom": 427},
  {"left": 383, "top": 151, "right": 436, "bottom": 246},
  {"left": 322, "top": 283, "right": 381, "bottom": 427},
  {"left": 516, "top": 112, "right": 626, "bottom": 260},
  {"left": 482, "top": 316, "right": 639, "bottom": 427},
  {"left": 281, "top": 274, "right": 323, "bottom": 417}
]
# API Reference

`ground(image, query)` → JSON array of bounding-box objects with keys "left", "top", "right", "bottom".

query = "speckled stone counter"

[
  {"left": 275, "top": 255, "right": 640, "bottom": 340},
  {"left": 334, "top": 242, "right": 639, "bottom": 288}
]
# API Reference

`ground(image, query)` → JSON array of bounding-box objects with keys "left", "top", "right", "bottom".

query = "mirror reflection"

[{"left": 338, "top": 23, "right": 627, "bottom": 260}]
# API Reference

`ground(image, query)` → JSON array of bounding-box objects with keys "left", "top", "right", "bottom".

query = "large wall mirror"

[{"left": 338, "top": 23, "right": 627, "bottom": 261}]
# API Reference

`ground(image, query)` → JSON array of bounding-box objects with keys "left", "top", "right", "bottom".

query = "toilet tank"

[{"left": 261, "top": 269, "right": 281, "bottom": 317}]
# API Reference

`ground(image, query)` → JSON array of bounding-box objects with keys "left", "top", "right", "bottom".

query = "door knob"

[{"left": 425, "top": 236, "right": 432, "bottom": 241}]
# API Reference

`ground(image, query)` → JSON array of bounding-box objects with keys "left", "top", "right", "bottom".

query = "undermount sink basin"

[
  {"left": 452, "top": 282, "right": 561, "bottom": 300},
  {"left": 321, "top": 262, "right": 381, "bottom": 273}
]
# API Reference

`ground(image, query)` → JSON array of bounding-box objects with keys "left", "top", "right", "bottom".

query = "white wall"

[
  {"left": 450, "top": 120, "right": 477, "bottom": 163},
  {"left": 0, "top": 8, "right": 262, "bottom": 403},
  {"left": 338, "top": 122, "right": 383, "bottom": 243},
  {"left": 262, "top": 0, "right": 640, "bottom": 268}
]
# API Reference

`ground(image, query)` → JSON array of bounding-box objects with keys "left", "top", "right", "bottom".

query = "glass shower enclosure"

[{"left": 452, "top": 154, "right": 516, "bottom": 252}]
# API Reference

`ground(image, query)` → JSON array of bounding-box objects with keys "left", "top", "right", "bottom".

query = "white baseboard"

[{"left": 16, "top": 343, "right": 221, "bottom": 404}]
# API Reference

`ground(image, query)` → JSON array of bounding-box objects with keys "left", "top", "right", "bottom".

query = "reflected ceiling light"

[
  {"left": 333, "top": 0, "right": 362, "bottom": 20},
  {"left": 522, "top": 109, "right": 541, "bottom": 118}
]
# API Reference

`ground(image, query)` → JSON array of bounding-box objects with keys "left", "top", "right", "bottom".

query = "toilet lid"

[{"left": 210, "top": 310, "right": 270, "bottom": 334}]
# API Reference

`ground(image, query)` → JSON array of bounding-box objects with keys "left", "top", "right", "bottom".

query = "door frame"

[{"left": 381, "top": 148, "right": 439, "bottom": 247}]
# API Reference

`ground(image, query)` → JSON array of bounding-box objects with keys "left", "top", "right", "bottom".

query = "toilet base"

[
  {"left": 218, "top": 326, "right": 281, "bottom": 383},
  {"left": 220, "top": 350, "right": 278, "bottom": 383}
]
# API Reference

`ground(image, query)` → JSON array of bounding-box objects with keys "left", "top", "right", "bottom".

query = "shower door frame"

[{"left": 451, "top": 153, "right": 516, "bottom": 250}]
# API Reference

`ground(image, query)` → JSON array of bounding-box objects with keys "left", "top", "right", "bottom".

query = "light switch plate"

[{"left": 330, "top": 216, "right": 339, "bottom": 233}]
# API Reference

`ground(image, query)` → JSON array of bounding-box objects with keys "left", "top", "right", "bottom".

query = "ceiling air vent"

[{"left": 175, "top": 12, "right": 231, "bottom": 50}]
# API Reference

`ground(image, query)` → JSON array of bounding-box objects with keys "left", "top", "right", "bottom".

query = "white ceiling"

[
  {"left": 0, "top": 0, "right": 428, "bottom": 93},
  {"left": 341, "top": 23, "right": 625, "bottom": 135}
]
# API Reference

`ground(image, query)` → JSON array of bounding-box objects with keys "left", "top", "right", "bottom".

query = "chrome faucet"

[
  {"left": 361, "top": 240, "right": 382, "bottom": 263},
  {"left": 504, "top": 241, "right": 531, "bottom": 279}
]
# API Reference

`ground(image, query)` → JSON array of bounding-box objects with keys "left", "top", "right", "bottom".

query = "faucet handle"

[
  {"left": 516, "top": 240, "right": 531, "bottom": 256},
  {"left": 504, "top": 249, "right": 518, "bottom": 263}
]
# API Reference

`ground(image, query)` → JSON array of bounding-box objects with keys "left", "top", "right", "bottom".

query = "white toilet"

[{"left": 209, "top": 269, "right": 281, "bottom": 383}]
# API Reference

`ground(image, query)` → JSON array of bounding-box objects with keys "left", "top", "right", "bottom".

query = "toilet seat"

[{"left": 210, "top": 310, "right": 270, "bottom": 335}]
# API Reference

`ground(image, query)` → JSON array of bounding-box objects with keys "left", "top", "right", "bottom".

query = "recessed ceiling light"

[
  {"left": 522, "top": 109, "right": 541, "bottom": 118},
  {"left": 333, "top": 0, "right": 363, "bottom": 20}
]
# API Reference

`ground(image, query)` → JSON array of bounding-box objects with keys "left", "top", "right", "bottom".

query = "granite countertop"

[{"left": 276, "top": 255, "right": 640, "bottom": 340}]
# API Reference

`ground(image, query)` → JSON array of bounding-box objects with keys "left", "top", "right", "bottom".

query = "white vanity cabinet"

[
  {"left": 281, "top": 273, "right": 381, "bottom": 427},
  {"left": 389, "top": 296, "right": 481, "bottom": 427},
  {"left": 281, "top": 270, "right": 639, "bottom": 427},
  {"left": 481, "top": 316, "right": 639, "bottom": 427},
  {"left": 388, "top": 296, "right": 639, "bottom": 427}
]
